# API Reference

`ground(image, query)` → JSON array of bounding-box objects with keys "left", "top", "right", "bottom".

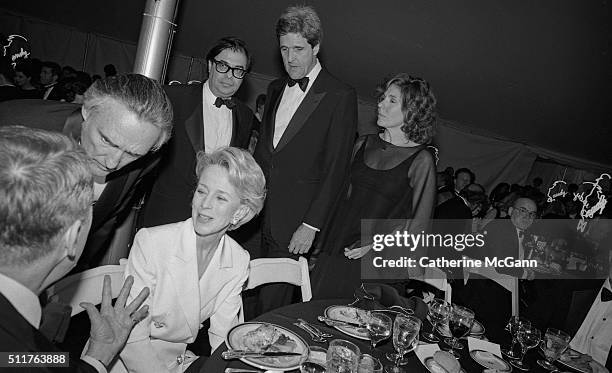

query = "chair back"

[
  {"left": 422, "top": 267, "right": 453, "bottom": 304},
  {"left": 46, "top": 260, "right": 126, "bottom": 316},
  {"left": 462, "top": 263, "right": 519, "bottom": 316}
]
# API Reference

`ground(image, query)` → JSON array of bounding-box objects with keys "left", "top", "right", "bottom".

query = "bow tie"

[
  {"left": 214, "top": 97, "right": 235, "bottom": 109},
  {"left": 602, "top": 287, "right": 612, "bottom": 302},
  {"left": 287, "top": 77, "right": 309, "bottom": 92}
]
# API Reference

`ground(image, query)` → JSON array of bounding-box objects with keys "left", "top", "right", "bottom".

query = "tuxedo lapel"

[
  {"left": 166, "top": 224, "right": 200, "bottom": 338},
  {"left": 275, "top": 88, "right": 326, "bottom": 151},
  {"left": 230, "top": 108, "right": 238, "bottom": 145},
  {"left": 266, "top": 82, "right": 286, "bottom": 153},
  {"left": 184, "top": 91, "right": 205, "bottom": 154}
]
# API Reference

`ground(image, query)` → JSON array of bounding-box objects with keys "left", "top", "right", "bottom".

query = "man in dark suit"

[
  {"left": 40, "top": 61, "right": 65, "bottom": 101},
  {"left": 0, "top": 126, "right": 150, "bottom": 372},
  {"left": 142, "top": 37, "right": 255, "bottom": 227},
  {"left": 253, "top": 5, "right": 358, "bottom": 312},
  {"left": 0, "top": 74, "right": 173, "bottom": 271}
]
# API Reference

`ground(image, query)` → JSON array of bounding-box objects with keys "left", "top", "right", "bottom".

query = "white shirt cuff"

[
  {"left": 302, "top": 222, "right": 320, "bottom": 232},
  {"left": 81, "top": 355, "right": 107, "bottom": 373}
]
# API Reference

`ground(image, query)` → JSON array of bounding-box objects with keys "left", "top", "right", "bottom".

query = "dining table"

[{"left": 195, "top": 298, "right": 565, "bottom": 373}]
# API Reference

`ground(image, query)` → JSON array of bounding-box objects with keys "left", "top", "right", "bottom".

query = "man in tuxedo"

[
  {"left": 40, "top": 61, "right": 64, "bottom": 101},
  {"left": 142, "top": 36, "right": 255, "bottom": 227},
  {"left": 253, "top": 5, "right": 357, "bottom": 312},
  {"left": 0, "top": 126, "right": 150, "bottom": 372},
  {"left": 0, "top": 74, "right": 173, "bottom": 270}
]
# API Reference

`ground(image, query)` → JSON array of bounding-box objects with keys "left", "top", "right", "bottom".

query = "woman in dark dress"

[{"left": 312, "top": 73, "right": 437, "bottom": 299}]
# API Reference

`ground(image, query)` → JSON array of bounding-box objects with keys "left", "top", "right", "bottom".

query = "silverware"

[
  {"left": 224, "top": 368, "right": 263, "bottom": 373},
  {"left": 297, "top": 318, "right": 333, "bottom": 338},
  {"left": 222, "top": 350, "right": 302, "bottom": 359},
  {"left": 317, "top": 316, "right": 364, "bottom": 328},
  {"left": 293, "top": 322, "right": 328, "bottom": 343}
]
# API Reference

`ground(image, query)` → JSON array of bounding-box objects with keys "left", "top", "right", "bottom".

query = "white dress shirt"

[
  {"left": 570, "top": 278, "right": 612, "bottom": 366},
  {"left": 273, "top": 60, "right": 322, "bottom": 148},
  {"left": 202, "top": 81, "right": 233, "bottom": 153},
  {"left": 0, "top": 272, "right": 106, "bottom": 372}
]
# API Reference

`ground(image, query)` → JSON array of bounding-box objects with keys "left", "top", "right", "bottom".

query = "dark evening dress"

[{"left": 311, "top": 133, "right": 436, "bottom": 299}]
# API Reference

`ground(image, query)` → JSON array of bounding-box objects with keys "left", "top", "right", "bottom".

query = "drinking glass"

[
  {"left": 326, "top": 339, "right": 360, "bottom": 373},
  {"left": 510, "top": 323, "right": 541, "bottom": 371},
  {"left": 537, "top": 328, "right": 570, "bottom": 371},
  {"left": 358, "top": 354, "right": 383, "bottom": 373},
  {"left": 300, "top": 346, "right": 327, "bottom": 373},
  {"left": 384, "top": 314, "right": 421, "bottom": 373},
  {"left": 421, "top": 298, "right": 450, "bottom": 343},
  {"left": 444, "top": 305, "right": 475, "bottom": 358},
  {"left": 501, "top": 316, "right": 531, "bottom": 359},
  {"left": 366, "top": 312, "right": 392, "bottom": 350}
]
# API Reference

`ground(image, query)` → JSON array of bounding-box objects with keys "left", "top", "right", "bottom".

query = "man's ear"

[
  {"left": 508, "top": 206, "right": 514, "bottom": 216},
  {"left": 61, "top": 219, "right": 83, "bottom": 262},
  {"left": 312, "top": 43, "right": 320, "bottom": 57}
]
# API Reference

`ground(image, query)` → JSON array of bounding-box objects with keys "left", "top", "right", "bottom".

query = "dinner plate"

[
  {"left": 323, "top": 305, "right": 370, "bottom": 340},
  {"left": 469, "top": 349, "right": 512, "bottom": 372},
  {"left": 225, "top": 322, "right": 308, "bottom": 371},
  {"left": 436, "top": 320, "right": 485, "bottom": 337},
  {"left": 423, "top": 357, "right": 467, "bottom": 373},
  {"left": 556, "top": 348, "right": 599, "bottom": 373}
]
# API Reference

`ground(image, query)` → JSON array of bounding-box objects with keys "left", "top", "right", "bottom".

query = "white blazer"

[{"left": 114, "top": 218, "right": 249, "bottom": 373}]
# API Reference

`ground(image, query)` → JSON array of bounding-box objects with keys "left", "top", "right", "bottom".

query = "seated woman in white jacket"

[{"left": 115, "top": 147, "right": 266, "bottom": 373}]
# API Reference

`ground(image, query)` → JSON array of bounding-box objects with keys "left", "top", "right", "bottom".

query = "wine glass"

[
  {"left": 384, "top": 314, "right": 421, "bottom": 373},
  {"left": 510, "top": 323, "right": 541, "bottom": 371},
  {"left": 421, "top": 298, "right": 450, "bottom": 343},
  {"left": 326, "top": 339, "right": 360, "bottom": 373},
  {"left": 537, "top": 328, "right": 570, "bottom": 371},
  {"left": 366, "top": 312, "right": 392, "bottom": 351},
  {"left": 444, "top": 305, "right": 475, "bottom": 358},
  {"left": 501, "top": 316, "right": 531, "bottom": 359}
]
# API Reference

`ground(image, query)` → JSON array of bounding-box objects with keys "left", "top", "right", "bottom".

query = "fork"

[
  {"left": 293, "top": 322, "right": 328, "bottom": 343},
  {"left": 297, "top": 318, "right": 333, "bottom": 337}
]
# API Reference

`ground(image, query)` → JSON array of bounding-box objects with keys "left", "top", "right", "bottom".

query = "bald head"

[{"left": 510, "top": 197, "right": 537, "bottom": 230}]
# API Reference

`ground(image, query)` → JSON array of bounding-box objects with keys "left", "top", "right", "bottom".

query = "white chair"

[
  {"left": 421, "top": 266, "right": 453, "bottom": 304},
  {"left": 462, "top": 263, "right": 519, "bottom": 316},
  {"left": 46, "top": 259, "right": 127, "bottom": 316},
  {"left": 239, "top": 256, "right": 312, "bottom": 321}
]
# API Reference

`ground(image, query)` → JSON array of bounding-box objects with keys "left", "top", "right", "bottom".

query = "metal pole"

[{"left": 133, "top": 0, "right": 180, "bottom": 82}]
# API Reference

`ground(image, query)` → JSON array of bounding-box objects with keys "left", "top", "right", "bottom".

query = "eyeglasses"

[
  {"left": 515, "top": 207, "right": 537, "bottom": 219},
  {"left": 212, "top": 59, "right": 247, "bottom": 79}
]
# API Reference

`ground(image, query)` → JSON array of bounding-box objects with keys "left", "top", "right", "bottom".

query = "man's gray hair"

[
  {"left": 83, "top": 74, "right": 173, "bottom": 151},
  {"left": 0, "top": 126, "right": 93, "bottom": 266},
  {"left": 195, "top": 147, "right": 266, "bottom": 230},
  {"left": 276, "top": 5, "right": 323, "bottom": 47}
]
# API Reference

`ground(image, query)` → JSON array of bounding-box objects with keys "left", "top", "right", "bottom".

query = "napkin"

[
  {"left": 415, "top": 343, "right": 441, "bottom": 365},
  {"left": 467, "top": 336, "right": 501, "bottom": 356}
]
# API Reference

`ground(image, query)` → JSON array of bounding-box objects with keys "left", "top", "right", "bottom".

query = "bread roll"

[{"left": 433, "top": 351, "right": 460, "bottom": 373}]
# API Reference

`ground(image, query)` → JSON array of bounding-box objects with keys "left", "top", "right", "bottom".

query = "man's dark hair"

[
  {"left": 205, "top": 37, "right": 251, "bottom": 71},
  {"left": 42, "top": 61, "right": 61, "bottom": 78},
  {"left": 276, "top": 5, "right": 322, "bottom": 48},
  {"left": 454, "top": 167, "right": 475, "bottom": 183}
]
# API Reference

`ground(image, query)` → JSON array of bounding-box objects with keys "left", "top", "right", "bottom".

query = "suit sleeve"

[
  {"left": 120, "top": 229, "right": 171, "bottom": 373},
  {"left": 303, "top": 88, "right": 358, "bottom": 228}
]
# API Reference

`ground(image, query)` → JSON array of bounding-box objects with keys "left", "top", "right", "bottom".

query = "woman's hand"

[{"left": 344, "top": 244, "right": 372, "bottom": 259}]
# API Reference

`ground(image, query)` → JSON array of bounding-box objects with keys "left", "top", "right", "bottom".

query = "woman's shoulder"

[{"left": 224, "top": 234, "right": 251, "bottom": 264}]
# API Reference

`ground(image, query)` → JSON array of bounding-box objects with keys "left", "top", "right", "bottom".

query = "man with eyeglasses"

[{"left": 142, "top": 36, "right": 256, "bottom": 227}]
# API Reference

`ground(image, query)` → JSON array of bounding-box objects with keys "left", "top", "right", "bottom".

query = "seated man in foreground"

[{"left": 0, "top": 126, "right": 150, "bottom": 372}]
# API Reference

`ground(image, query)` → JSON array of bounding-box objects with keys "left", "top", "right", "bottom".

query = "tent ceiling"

[{"left": 1, "top": 0, "right": 610, "bottom": 166}]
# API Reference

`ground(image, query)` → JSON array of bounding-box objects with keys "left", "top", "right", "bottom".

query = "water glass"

[
  {"left": 366, "top": 312, "right": 392, "bottom": 350},
  {"left": 385, "top": 314, "right": 421, "bottom": 372},
  {"left": 300, "top": 346, "right": 327, "bottom": 373},
  {"left": 358, "top": 354, "right": 383, "bottom": 373},
  {"left": 421, "top": 298, "right": 450, "bottom": 343},
  {"left": 501, "top": 316, "right": 530, "bottom": 359},
  {"left": 326, "top": 339, "right": 360, "bottom": 373},
  {"left": 510, "top": 323, "right": 541, "bottom": 371},
  {"left": 537, "top": 328, "right": 570, "bottom": 371},
  {"left": 444, "top": 304, "right": 475, "bottom": 358}
]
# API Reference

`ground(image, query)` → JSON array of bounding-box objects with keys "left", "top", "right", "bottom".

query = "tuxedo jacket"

[
  {"left": 117, "top": 219, "right": 249, "bottom": 373},
  {"left": 0, "top": 294, "right": 97, "bottom": 373},
  {"left": 476, "top": 218, "right": 526, "bottom": 278},
  {"left": 44, "top": 84, "right": 65, "bottom": 101},
  {"left": 142, "top": 84, "right": 255, "bottom": 227},
  {"left": 0, "top": 99, "right": 159, "bottom": 270},
  {"left": 253, "top": 69, "right": 358, "bottom": 252}
]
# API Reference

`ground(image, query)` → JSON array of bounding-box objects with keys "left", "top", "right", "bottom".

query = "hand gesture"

[
  {"left": 288, "top": 224, "right": 316, "bottom": 254},
  {"left": 82, "top": 275, "right": 150, "bottom": 366}
]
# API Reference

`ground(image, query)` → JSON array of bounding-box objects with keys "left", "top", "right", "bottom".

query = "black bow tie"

[
  {"left": 287, "top": 77, "right": 309, "bottom": 92},
  {"left": 214, "top": 97, "right": 236, "bottom": 109},
  {"left": 602, "top": 287, "right": 612, "bottom": 302}
]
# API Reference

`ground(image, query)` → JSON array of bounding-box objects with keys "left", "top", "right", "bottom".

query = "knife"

[
  {"left": 222, "top": 350, "right": 303, "bottom": 359},
  {"left": 317, "top": 316, "right": 365, "bottom": 328}
]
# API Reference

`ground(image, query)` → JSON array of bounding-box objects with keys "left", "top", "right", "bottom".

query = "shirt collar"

[
  {"left": 203, "top": 80, "right": 229, "bottom": 109},
  {"left": 0, "top": 272, "right": 41, "bottom": 329},
  {"left": 291, "top": 59, "right": 322, "bottom": 92}
]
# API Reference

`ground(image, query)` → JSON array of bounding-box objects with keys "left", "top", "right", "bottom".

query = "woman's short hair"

[
  {"left": 195, "top": 147, "right": 266, "bottom": 230},
  {"left": 83, "top": 74, "right": 173, "bottom": 151},
  {"left": 377, "top": 73, "right": 437, "bottom": 144},
  {"left": 276, "top": 5, "right": 322, "bottom": 47},
  {"left": 0, "top": 126, "right": 93, "bottom": 267}
]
